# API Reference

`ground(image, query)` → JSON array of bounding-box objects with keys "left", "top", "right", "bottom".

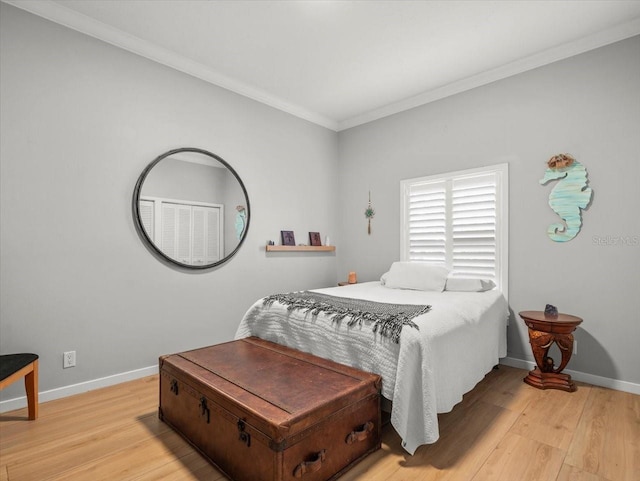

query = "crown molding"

[
  {"left": 338, "top": 17, "right": 640, "bottom": 131},
  {"left": 4, "top": 1, "right": 639, "bottom": 133},
  {"left": 2, "top": 0, "right": 339, "bottom": 131}
]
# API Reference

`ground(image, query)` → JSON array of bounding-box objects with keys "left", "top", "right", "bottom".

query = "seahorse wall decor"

[{"left": 539, "top": 153, "right": 593, "bottom": 242}]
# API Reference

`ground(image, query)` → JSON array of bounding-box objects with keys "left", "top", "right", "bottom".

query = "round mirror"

[{"left": 133, "top": 147, "right": 250, "bottom": 269}]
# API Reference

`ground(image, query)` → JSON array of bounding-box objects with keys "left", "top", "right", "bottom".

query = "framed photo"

[
  {"left": 309, "top": 232, "right": 322, "bottom": 246},
  {"left": 281, "top": 230, "right": 296, "bottom": 246}
]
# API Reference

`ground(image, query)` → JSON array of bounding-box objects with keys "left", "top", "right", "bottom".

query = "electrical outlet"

[{"left": 63, "top": 351, "right": 76, "bottom": 368}]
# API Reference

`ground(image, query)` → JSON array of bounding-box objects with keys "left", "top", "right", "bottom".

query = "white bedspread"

[{"left": 234, "top": 281, "right": 508, "bottom": 454}]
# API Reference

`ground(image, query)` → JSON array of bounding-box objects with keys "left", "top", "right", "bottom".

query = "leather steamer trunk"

[{"left": 159, "top": 337, "right": 382, "bottom": 481}]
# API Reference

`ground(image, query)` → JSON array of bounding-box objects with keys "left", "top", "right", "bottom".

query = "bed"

[{"left": 234, "top": 262, "right": 509, "bottom": 455}]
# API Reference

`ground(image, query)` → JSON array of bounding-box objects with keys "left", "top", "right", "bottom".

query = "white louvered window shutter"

[
  {"left": 161, "top": 203, "right": 178, "bottom": 260},
  {"left": 138, "top": 199, "right": 155, "bottom": 241},
  {"left": 141, "top": 196, "right": 224, "bottom": 266},
  {"left": 192, "top": 207, "right": 206, "bottom": 265},
  {"left": 161, "top": 202, "right": 192, "bottom": 264},
  {"left": 205, "top": 206, "right": 221, "bottom": 264},
  {"left": 190, "top": 205, "right": 222, "bottom": 265},
  {"left": 401, "top": 164, "right": 508, "bottom": 297},
  {"left": 406, "top": 180, "right": 447, "bottom": 265},
  {"left": 176, "top": 205, "right": 192, "bottom": 264},
  {"left": 451, "top": 173, "right": 497, "bottom": 279}
]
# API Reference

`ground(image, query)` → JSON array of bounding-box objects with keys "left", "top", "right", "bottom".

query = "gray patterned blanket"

[{"left": 262, "top": 291, "right": 430, "bottom": 343}]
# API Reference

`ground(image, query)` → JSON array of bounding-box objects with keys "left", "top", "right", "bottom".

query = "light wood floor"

[{"left": 1, "top": 365, "right": 638, "bottom": 481}]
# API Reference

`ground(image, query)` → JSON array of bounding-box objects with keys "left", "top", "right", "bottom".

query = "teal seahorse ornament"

[
  {"left": 539, "top": 154, "right": 592, "bottom": 242},
  {"left": 235, "top": 205, "right": 246, "bottom": 240}
]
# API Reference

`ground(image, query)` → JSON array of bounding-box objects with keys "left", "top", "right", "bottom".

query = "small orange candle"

[{"left": 348, "top": 272, "right": 357, "bottom": 284}]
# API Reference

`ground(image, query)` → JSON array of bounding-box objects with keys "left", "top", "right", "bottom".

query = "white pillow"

[
  {"left": 445, "top": 276, "right": 496, "bottom": 292},
  {"left": 382, "top": 262, "right": 449, "bottom": 292}
]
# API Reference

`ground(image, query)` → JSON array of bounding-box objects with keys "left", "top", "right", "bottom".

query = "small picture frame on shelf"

[
  {"left": 281, "top": 230, "right": 295, "bottom": 246},
  {"left": 309, "top": 232, "right": 322, "bottom": 246}
]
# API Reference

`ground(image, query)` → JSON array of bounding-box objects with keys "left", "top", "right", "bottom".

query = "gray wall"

[
  {"left": 1, "top": 3, "right": 638, "bottom": 405},
  {"left": 337, "top": 35, "right": 640, "bottom": 385},
  {"left": 0, "top": 4, "right": 339, "bottom": 401},
  {"left": 141, "top": 159, "right": 227, "bottom": 205}
]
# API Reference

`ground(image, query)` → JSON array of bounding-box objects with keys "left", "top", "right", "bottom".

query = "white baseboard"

[
  {"left": 3, "top": 359, "right": 638, "bottom": 414},
  {"left": 500, "top": 356, "right": 640, "bottom": 395},
  {"left": 0, "top": 365, "right": 158, "bottom": 414}
]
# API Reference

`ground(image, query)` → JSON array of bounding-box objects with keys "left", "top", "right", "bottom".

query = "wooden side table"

[{"left": 519, "top": 310, "right": 583, "bottom": 392}]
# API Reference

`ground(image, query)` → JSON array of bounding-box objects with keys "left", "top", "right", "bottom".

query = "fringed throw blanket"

[{"left": 262, "top": 291, "right": 430, "bottom": 343}]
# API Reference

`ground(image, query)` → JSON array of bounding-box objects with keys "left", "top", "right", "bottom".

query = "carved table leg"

[{"left": 525, "top": 328, "right": 577, "bottom": 392}]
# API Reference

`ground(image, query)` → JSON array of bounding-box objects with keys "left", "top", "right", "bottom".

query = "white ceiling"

[{"left": 6, "top": 0, "right": 640, "bottom": 131}]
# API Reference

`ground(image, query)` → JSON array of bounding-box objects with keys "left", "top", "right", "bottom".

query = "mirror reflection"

[{"left": 133, "top": 148, "right": 249, "bottom": 269}]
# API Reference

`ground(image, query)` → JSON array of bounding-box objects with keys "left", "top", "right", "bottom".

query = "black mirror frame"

[{"left": 132, "top": 147, "right": 250, "bottom": 270}]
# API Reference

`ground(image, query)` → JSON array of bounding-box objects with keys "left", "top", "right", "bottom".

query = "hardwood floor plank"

[
  {"left": 0, "top": 375, "right": 157, "bottom": 429},
  {"left": 471, "top": 432, "right": 565, "bottom": 481},
  {"left": 129, "top": 451, "right": 225, "bottom": 481},
  {"left": 556, "top": 463, "right": 611, "bottom": 481},
  {"left": 380, "top": 400, "right": 520, "bottom": 481},
  {"left": 5, "top": 413, "right": 167, "bottom": 481},
  {"left": 564, "top": 386, "right": 640, "bottom": 481},
  {"left": 0, "top": 377, "right": 158, "bottom": 451},
  {"left": 474, "top": 365, "right": 543, "bottom": 413},
  {"left": 0, "top": 399, "right": 158, "bottom": 463},
  {"left": 509, "top": 382, "right": 591, "bottom": 450},
  {"left": 41, "top": 429, "right": 194, "bottom": 481},
  {"left": 1, "top": 367, "right": 637, "bottom": 481}
]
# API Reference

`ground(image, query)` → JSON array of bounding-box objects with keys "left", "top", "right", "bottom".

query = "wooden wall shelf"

[{"left": 265, "top": 245, "right": 335, "bottom": 252}]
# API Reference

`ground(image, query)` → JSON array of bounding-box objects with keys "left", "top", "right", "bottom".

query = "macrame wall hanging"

[
  {"left": 539, "top": 153, "right": 593, "bottom": 242},
  {"left": 364, "top": 191, "right": 375, "bottom": 235}
]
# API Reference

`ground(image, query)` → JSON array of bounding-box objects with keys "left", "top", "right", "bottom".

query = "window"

[{"left": 400, "top": 164, "right": 508, "bottom": 297}]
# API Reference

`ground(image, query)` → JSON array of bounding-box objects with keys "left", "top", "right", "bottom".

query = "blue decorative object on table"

[{"left": 544, "top": 304, "right": 558, "bottom": 317}]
